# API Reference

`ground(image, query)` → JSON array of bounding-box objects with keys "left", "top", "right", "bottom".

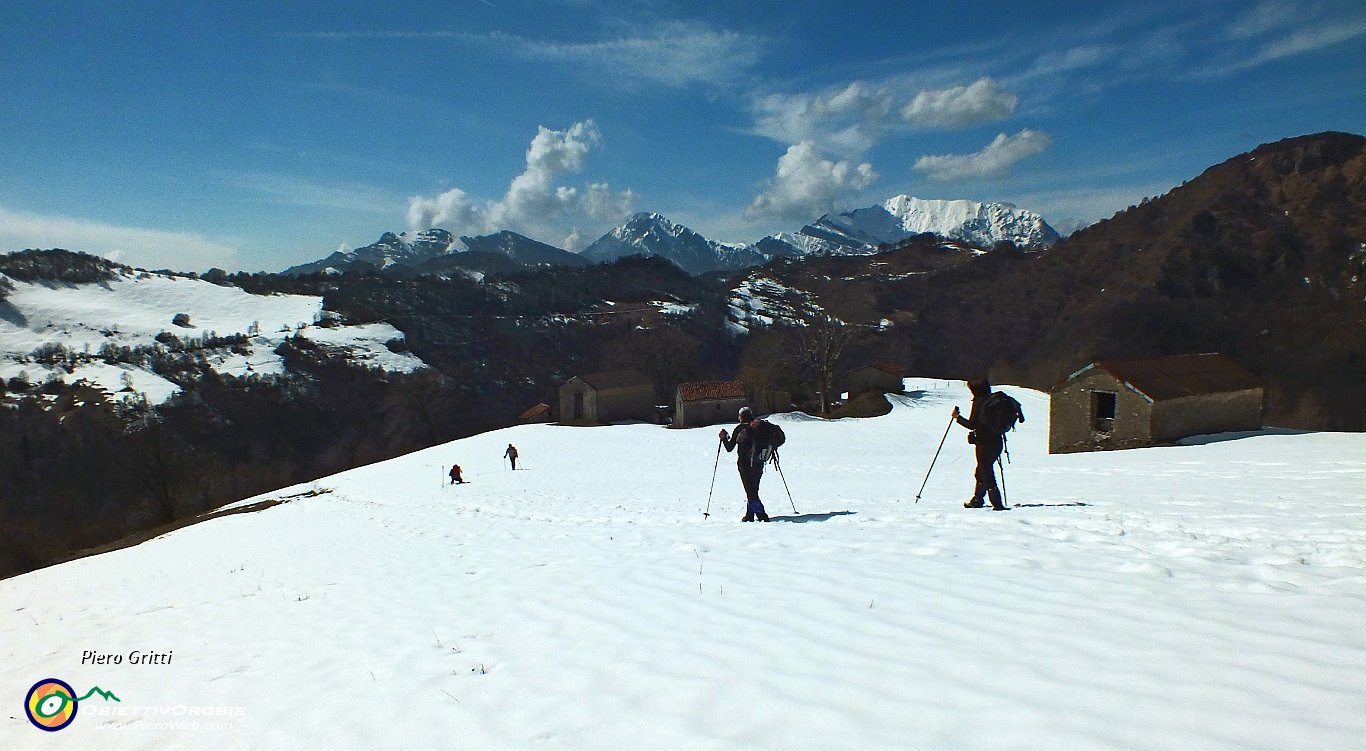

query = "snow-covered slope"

[
  {"left": 3, "top": 380, "right": 1362, "bottom": 749},
  {"left": 0, "top": 269, "right": 424, "bottom": 402}
]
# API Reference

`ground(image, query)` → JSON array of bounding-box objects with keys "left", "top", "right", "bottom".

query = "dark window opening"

[
  {"left": 573, "top": 392, "right": 584, "bottom": 420},
  {"left": 1092, "top": 391, "right": 1116, "bottom": 433}
]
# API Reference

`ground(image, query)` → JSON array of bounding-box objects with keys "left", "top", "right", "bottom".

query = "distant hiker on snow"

[
  {"left": 952, "top": 379, "right": 1024, "bottom": 511},
  {"left": 449, "top": 464, "right": 465, "bottom": 485},
  {"left": 719, "top": 406, "right": 785, "bottom": 522},
  {"left": 504, "top": 444, "right": 519, "bottom": 470}
]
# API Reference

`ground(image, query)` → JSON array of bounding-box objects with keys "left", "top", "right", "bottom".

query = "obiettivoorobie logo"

[{"left": 24, "top": 678, "right": 120, "bottom": 732}]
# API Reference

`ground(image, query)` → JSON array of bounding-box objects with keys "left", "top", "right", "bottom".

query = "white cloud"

[
  {"left": 1232, "top": 17, "right": 1366, "bottom": 70},
  {"left": 752, "top": 77, "right": 1025, "bottom": 156},
  {"left": 745, "top": 141, "right": 878, "bottom": 222},
  {"left": 913, "top": 130, "right": 1053, "bottom": 182},
  {"left": 407, "top": 121, "right": 637, "bottom": 251},
  {"left": 235, "top": 173, "right": 399, "bottom": 215},
  {"left": 0, "top": 205, "right": 239, "bottom": 271},
  {"left": 751, "top": 81, "right": 897, "bottom": 156},
  {"left": 291, "top": 23, "right": 763, "bottom": 89},
  {"left": 901, "top": 77, "right": 1017, "bottom": 128}
]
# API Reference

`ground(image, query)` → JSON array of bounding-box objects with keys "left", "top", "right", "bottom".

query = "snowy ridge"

[
  {"left": 285, "top": 229, "right": 466, "bottom": 275},
  {"left": 580, "top": 212, "right": 763, "bottom": 275},
  {"left": 0, "top": 269, "right": 425, "bottom": 403},
  {"left": 772, "top": 195, "right": 1061, "bottom": 257},
  {"left": 1, "top": 379, "right": 1362, "bottom": 748}
]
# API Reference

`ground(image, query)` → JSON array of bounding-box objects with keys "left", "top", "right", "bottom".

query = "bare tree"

[
  {"left": 788, "top": 314, "right": 858, "bottom": 415},
  {"left": 605, "top": 324, "right": 700, "bottom": 403}
]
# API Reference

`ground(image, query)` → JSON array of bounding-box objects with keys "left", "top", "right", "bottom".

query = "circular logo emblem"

[{"left": 25, "top": 678, "right": 78, "bottom": 732}]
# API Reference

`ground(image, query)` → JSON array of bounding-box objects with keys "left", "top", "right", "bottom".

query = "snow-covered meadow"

[
  {"left": 2, "top": 380, "right": 1363, "bottom": 749},
  {"left": 0, "top": 270, "right": 423, "bottom": 402}
]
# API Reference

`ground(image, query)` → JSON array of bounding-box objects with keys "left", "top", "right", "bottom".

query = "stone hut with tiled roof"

[
  {"left": 845, "top": 361, "right": 907, "bottom": 396},
  {"left": 1049, "top": 353, "right": 1263, "bottom": 453},
  {"left": 559, "top": 370, "right": 655, "bottom": 425},
  {"left": 675, "top": 380, "right": 747, "bottom": 428}
]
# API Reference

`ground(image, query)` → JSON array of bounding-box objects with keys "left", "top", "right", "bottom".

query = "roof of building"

[
  {"left": 677, "top": 380, "right": 746, "bottom": 402},
  {"left": 571, "top": 370, "right": 652, "bottom": 391},
  {"left": 853, "top": 361, "right": 907, "bottom": 377},
  {"left": 518, "top": 403, "right": 551, "bottom": 420},
  {"left": 1071, "top": 353, "right": 1262, "bottom": 401}
]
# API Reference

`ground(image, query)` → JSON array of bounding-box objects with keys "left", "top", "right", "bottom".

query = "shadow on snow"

[{"left": 768, "top": 510, "right": 857, "bottom": 523}]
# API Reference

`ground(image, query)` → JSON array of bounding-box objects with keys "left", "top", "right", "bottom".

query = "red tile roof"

[
  {"left": 678, "top": 380, "right": 746, "bottom": 402},
  {"left": 519, "top": 403, "right": 551, "bottom": 420}
]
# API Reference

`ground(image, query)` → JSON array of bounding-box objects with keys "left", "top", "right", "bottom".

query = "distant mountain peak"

[{"left": 775, "top": 196, "right": 1059, "bottom": 257}]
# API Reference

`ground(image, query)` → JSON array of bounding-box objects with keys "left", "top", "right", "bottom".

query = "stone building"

[
  {"left": 845, "top": 362, "right": 906, "bottom": 396},
  {"left": 1049, "top": 353, "right": 1263, "bottom": 453},
  {"left": 675, "top": 380, "right": 747, "bottom": 428},
  {"left": 558, "top": 371, "right": 655, "bottom": 425}
]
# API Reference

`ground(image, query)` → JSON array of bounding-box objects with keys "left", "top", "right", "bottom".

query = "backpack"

[
  {"left": 749, "top": 419, "right": 786, "bottom": 464},
  {"left": 979, "top": 392, "right": 1024, "bottom": 436}
]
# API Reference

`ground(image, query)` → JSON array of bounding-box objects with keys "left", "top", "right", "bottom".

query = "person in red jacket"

[{"left": 449, "top": 464, "right": 465, "bottom": 485}]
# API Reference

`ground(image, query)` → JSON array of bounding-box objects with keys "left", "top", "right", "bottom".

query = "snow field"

[{"left": 0, "top": 379, "right": 1362, "bottom": 749}]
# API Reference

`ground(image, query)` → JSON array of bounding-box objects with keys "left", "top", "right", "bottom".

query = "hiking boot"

[
  {"left": 990, "top": 504, "right": 1009, "bottom": 511},
  {"left": 964, "top": 500, "right": 985, "bottom": 508},
  {"left": 741, "top": 514, "right": 754, "bottom": 522},
  {"left": 758, "top": 513, "right": 770, "bottom": 522}
]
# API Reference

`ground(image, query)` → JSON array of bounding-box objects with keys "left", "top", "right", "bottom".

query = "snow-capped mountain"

[
  {"left": 580, "top": 212, "right": 764, "bottom": 275},
  {"left": 284, "top": 229, "right": 465, "bottom": 275},
  {"left": 459, "top": 230, "right": 591, "bottom": 268},
  {"left": 770, "top": 196, "right": 1061, "bottom": 256},
  {"left": 581, "top": 199, "right": 1057, "bottom": 275},
  {"left": 284, "top": 229, "right": 593, "bottom": 276},
  {"left": 288, "top": 196, "right": 1059, "bottom": 278}
]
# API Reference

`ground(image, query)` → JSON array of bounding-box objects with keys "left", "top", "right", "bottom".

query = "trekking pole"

[
  {"left": 703, "top": 439, "right": 722, "bottom": 519},
  {"left": 914, "top": 415, "right": 956, "bottom": 503},
  {"left": 773, "top": 452, "right": 799, "bottom": 514},
  {"left": 997, "top": 454, "right": 1009, "bottom": 507}
]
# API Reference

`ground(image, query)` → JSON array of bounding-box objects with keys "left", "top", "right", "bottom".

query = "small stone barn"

[
  {"left": 845, "top": 361, "right": 906, "bottom": 396},
  {"left": 1049, "top": 353, "right": 1264, "bottom": 454},
  {"left": 675, "top": 380, "right": 747, "bottom": 428},
  {"left": 559, "top": 370, "right": 655, "bottom": 425}
]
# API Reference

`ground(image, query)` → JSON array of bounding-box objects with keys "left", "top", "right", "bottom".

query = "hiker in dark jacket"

[
  {"left": 952, "top": 378, "right": 1014, "bottom": 510},
  {"left": 449, "top": 464, "right": 465, "bottom": 485},
  {"left": 504, "top": 444, "right": 519, "bottom": 470},
  {"left": 719, "top": 406, "right": 769, "bottom": 522}
]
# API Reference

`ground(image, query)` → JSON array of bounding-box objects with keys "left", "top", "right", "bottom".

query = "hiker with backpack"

[
  {"left": 952, "top": 378, "right": 1024, "bottom": 510},
  {"left": 504, "top": 443, "right": 519, "bottom": 470},
  {"left": 449, "top": 464, "right": 466, "bottom": 485},
  {"left": 719, "top": 406, "right": 784, "bottom": 522}
]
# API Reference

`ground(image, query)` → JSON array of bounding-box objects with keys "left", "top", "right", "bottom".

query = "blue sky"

[{"left": 1, "top": 1, "right": 1363, "bottom": 272}]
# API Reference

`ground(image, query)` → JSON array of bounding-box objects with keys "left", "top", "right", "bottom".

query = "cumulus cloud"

[
  {"left": 406, "top": 120, "right": 636, "bottom": 251},
  {"left": 752, "top": 77, "right": 1025, "bottom": 156},
  {"left": 751, "top": 81, "right": 896, "bottom": 156},
  {"left": 901, "top": 77, "right": 1017, "bottom": 128},
  {"left": 0, "top": 205, "right": 239, "bottom": 271},
  {"left": 913, "top": 130, "right": 1053, "bottom": 181},
  {"left": 745, "top": 141, "right": 878, "bottom": 222}
]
